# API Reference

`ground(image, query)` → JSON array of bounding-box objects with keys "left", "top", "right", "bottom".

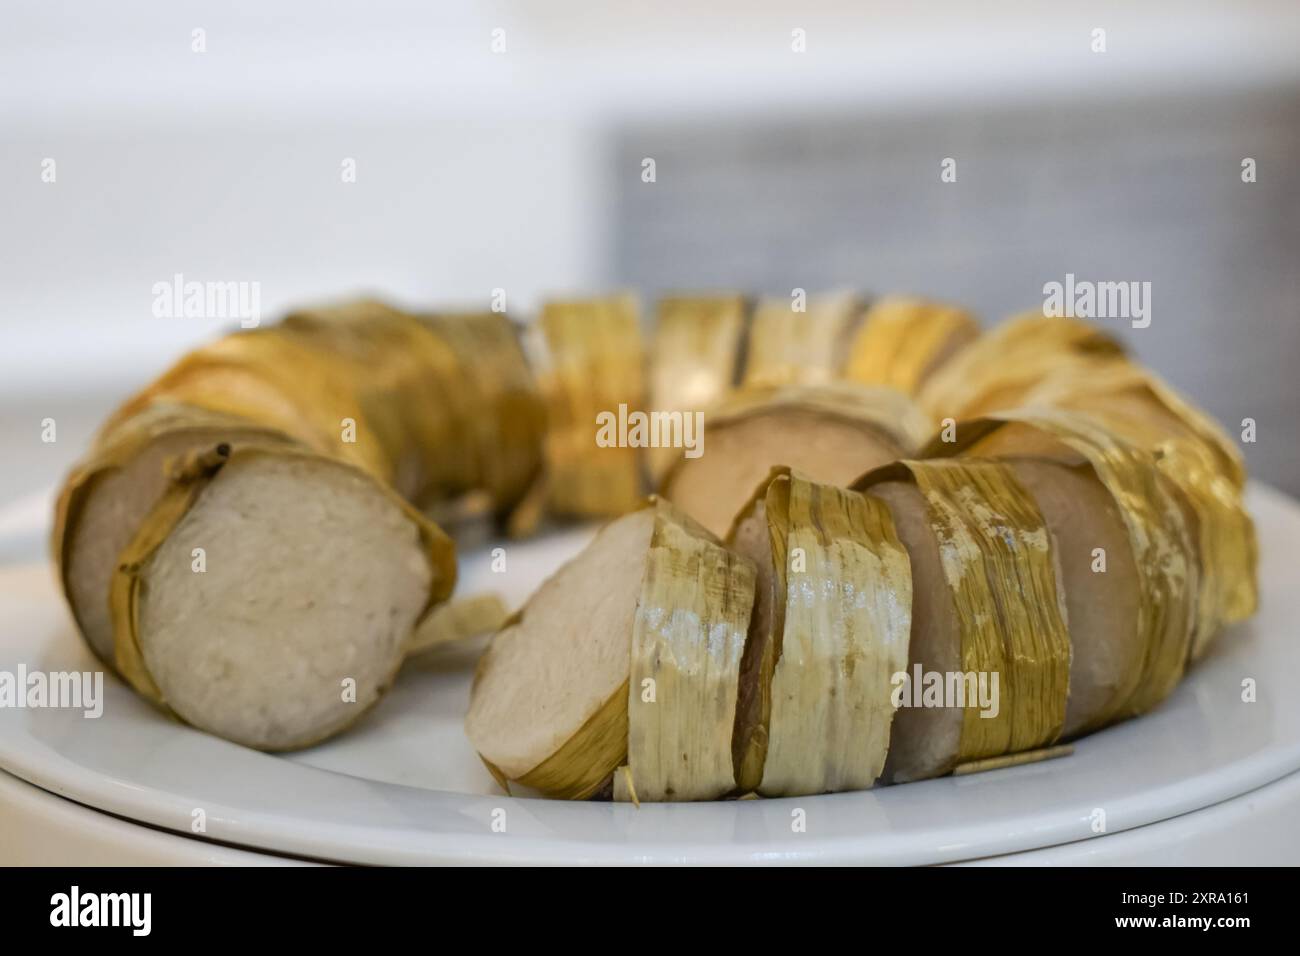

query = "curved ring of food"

[{"left": 54, "top": 294, "right": 1256, "bottom": 797}]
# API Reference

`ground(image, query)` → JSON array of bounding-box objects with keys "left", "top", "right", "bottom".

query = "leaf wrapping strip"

[
  {"left": 1015, "top": 363, "right": 1255, "bottom": 645},
  {"left": 884, "top": 459, "right": 1071, "bottom": 763},
  {"left": 538, "top": 296, "right": 646, "bottom": 516},
  {"left": 844, "top": 297, "right": 979, "bottom": 395},
  {"left": 742, "top": 293, "right": 862, "bottom": 388},
  {"left": 509, "top": 682, "right": 631, "bottom": 800},
  {"left": 647, "top": 295, "right": 748, "bottom": 479},
  {"left": 758, "top": 470, "right": 912, "bottom": 796},
  {"left": 625, "top": 500, "right": 756, "bottom": 801},
  {"left": 926, "top": 409, "right": 1199, "bottom": 724},
  {"left": 916, "top": 313, "right": 1125, "bottom": 422}
]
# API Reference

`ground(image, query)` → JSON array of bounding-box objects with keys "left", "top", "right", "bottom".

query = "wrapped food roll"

[
  {"left": 659, "top": 382, "right": 930, "bottom": 539},
  {"left": 852, "top": 458, "right": 1073, "bottom": 782},
  {"left": 50, "top": 299, "right": 551, "bottom": 749},
  {"left": 624, "top": 501, "right": 755, "bottom": 801},
  {"left": 1143, "top": 436, "right": 1256, "bottom": 655},
  {"left": 726, "top": 468, "right": 911, "bottom": 796},
  {"left": 1021, "top": 359, "right": 1245, "bottom": 488},
  {"left": 646, "top": 294, "right": 748, "bottom": 481},
  {"left": 916, "top": 313, "right": 1125, "bottom": 422},
  {"left": 912, "top": 433, "right": 1143, "bottom": 737},
  {"left": 100, "top": 302, "right": 545, "bottom": 513},
  {"left": 741, "top": 292, "right": 863, "bottom": 388},
  {"left": 420, "top": 311, "right": 547, "bottom": 514},
  {"left": 465, "top": 498, "right": 755, "bottom": 800},
  {"left": 1017, "top": 362, "right": 1256, "bottom": 646},
  {"left": 536, "top": 296, "right": 646, "bottom": 518},
  {"left": 843, "top": 296, "right": 980, "bottom": 395},
  {"left": 58, "top": 301, "right": 454, "bottom": 670},
  {"left": 922, "top": 411, "right": 1211, "bottom": 693}
]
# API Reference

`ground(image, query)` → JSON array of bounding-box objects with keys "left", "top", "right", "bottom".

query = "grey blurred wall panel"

[{"left": 607, "top": 90, "right": 1300, "bottom": 495}]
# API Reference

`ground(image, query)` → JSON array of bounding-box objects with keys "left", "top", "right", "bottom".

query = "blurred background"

[{"left": 2, "top": 0, "right": 1298, "bottom": 510}]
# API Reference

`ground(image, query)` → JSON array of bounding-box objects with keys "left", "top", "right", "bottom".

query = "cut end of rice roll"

[
  {"left": 465, "top": 505, "right": 656, "bottom": 796},
  {"left": 52, "top": 403, "right": 296, "bottom": 666},
  {"left": 110, "top": 445, "right": 454, "bottom": 751},
  {"left": 659, "top": 383, "right": 928, "bottom": 539}
]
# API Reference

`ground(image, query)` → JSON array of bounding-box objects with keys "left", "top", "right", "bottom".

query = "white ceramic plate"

[{"left": 1, "top": 486, "right": 1298, "bottom": 865}]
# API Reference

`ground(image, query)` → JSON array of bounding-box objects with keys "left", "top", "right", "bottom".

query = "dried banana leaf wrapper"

[
  {"left": 855, "top": 459, "right": 1072, "bottom": 766},
  {"left": 102, "top": 300, "right": 542, "bottom": 514},
  {"left": 741, "top": 292, "right": 864, "bottom": 388},
  {"left": 104, "top": 301, "right": 414, "bottom": 486},
  {"left": 406, "top": 592, "right": 510, "bottom": 656},
  {"left": 623, "top": 498, "right": 756, "bottom": 802},
  {"left": 108, "top": 442, "right": 456, "bottom": 742},
  {"left": 646, "top": 294, "right": 748, "bottom": 480},
  {"left": 843, "top": 296, "right": 979, "bottom": 395},
  {"left": 729, "top": 468, "right": 912, "bottom": 797},
  {"left": 492, "top": 679, "right": 632, "bottom": 801},
  {"left": 1021, "top": 359, "right": 1246, "bottom": 488},
  {"left": 276, "top": 301, "right": 466, "bottom": 499},
  {"left": 916, "top": 313, "right": 1125, "bottom": 423},
  {"left": 418, "top": 312, "right": 546, "bottom": 513},
  {"left": 538, "top": 296, "right": 646, "bottom": 517},
  {"left": 923, "top": 409, "right": 1199, "bottom": 722},
  {"left": 1149, "top": 439, "right": 1256, "bottom": 651}
]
